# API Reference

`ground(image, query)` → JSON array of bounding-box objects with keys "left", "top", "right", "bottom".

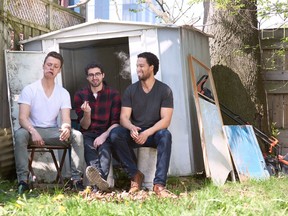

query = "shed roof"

[{"left": 20, "top": 19, "right": 211, "bottom": 44}]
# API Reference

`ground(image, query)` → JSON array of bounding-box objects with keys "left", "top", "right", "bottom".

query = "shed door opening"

[{"left": 59, "top": 37, "right": 131, "bottom": 108}]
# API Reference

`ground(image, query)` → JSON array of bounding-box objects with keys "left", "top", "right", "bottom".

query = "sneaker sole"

[
  {"left": 86, "top": 166, "right": 109, "bottom": 192},
  {"left": 18, "top": 184, "right": 30, "bottom": 195}
]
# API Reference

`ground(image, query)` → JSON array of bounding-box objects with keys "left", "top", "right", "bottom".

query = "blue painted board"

[{"left": 223, "top": 125, "right": 270, "bottom": 181}]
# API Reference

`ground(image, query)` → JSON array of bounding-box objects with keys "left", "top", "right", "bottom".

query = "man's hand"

[
  {"left": 59, "top": 123, "right": 71, "bottom": 142},
  {"left": 59, "top": 127, "right": 70, "bottom": 142},
  {"left": 93, "top": 133, "right": 107, "bottom": 148},
  {"left": 130, "top": 125, "right": 141, "bottom": 140},
  {"left": 133, "top": 130, "right": 149, "bottom": 145},
  {"left": 30, "top": 130, "right": 45, "bottom": 146},
  {"left": 130, "top": 126, "right": 150, "bottom": 145},
  {"left": 81, "top": 101, "right": 91, "bottom": 113}
]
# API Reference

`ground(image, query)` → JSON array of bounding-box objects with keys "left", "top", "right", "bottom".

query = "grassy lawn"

[{"left": 1, "top": 175, "right": 288, "bottom": 216}]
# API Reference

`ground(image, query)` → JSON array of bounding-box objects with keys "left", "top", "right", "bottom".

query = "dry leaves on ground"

[{"left": 79, "top": 189, "right": 187, "bottom": 202}]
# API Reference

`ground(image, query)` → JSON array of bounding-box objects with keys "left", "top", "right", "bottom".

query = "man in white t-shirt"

[{"left": 14, "top": 51, "right": 85, "bottom": 194}]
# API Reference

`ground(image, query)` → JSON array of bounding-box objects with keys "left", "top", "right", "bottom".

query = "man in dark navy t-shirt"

[{"left": 110, "top": 52, "right": 177, "bottom": 198}]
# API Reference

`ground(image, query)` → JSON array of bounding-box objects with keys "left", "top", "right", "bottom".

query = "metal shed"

[{"left": 10, "top": 19, "right": 213, "bottom": 177}]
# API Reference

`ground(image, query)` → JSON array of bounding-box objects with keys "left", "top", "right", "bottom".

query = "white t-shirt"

[{"left": 18, "top": 80, "right": 71, "bottom": 128}]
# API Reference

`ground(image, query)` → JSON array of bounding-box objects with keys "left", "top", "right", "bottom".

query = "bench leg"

[
  {"left": 58, "top": 149, "right": 67, "bottom": 183},
  {"left": 49, "top": 149, "right": 64, "bottom": 184},
  {"left": 28, "top": 149, "right": 36, "bottom": 182}
]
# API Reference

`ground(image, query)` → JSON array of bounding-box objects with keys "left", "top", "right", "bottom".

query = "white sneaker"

[{"left": 86, "top": 166, "right": 109, "bottom": 192}]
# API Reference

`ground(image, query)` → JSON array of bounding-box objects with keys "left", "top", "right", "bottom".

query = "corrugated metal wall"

[{"left": 0, "top": 128, "right": 15, "bottom": 178}]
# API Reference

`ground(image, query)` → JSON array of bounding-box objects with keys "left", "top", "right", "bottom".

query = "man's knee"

[
  {"left": 154, "top": 129, "right": 172, "bottom": 150},
  {"left": 109, "top": 126, "right": 127, "bottom": 142},
  {"left": 15, "top": 128, "right": 30, "bottom": 145},
  {"left": 156, "top": 129, "right": 172, "bottom": 141},
  {"left": 83, "top": 136, "right": 94, "bottom": 149},
  {"left": 100, "top": 142, "right": 112, "bottom": 156},
  {"left": 71, "top": 129, "right": 83, "bottom": 147}
]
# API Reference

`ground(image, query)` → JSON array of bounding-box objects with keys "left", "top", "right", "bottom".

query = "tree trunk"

[{"left": 203, "top": 0, "right": 268, "bottom": 132}]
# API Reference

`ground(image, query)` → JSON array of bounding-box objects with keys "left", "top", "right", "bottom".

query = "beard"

[
  {"left": 138, "top": 73, "right": 151, "bottom": 81},
  {"left": 90, "top": 80, "right": 102, "bottom": 88}
]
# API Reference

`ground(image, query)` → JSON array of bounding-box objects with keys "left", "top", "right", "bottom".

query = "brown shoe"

[
  {"left": 129, "top": 170, "right": 144, "bottom": 193},
  {"left": 153, "top": 184, "right": 177, "bottom": 198}
]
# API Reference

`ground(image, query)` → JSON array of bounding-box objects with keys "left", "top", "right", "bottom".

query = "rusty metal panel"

[{"left": 0, "top": 128, "right": 15, "bottom": 178}]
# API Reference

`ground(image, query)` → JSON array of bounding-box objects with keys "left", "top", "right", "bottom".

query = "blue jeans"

[
  {"left": 109, "top": 126, "right": 172, "bottom": 186},
  {"left": 83, "top": 132, "right": 111, "bottom": 180}
]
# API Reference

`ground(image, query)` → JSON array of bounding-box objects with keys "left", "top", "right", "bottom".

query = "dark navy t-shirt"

[{"left": 122, "top": 79, "right": 173, "bottom": 128}]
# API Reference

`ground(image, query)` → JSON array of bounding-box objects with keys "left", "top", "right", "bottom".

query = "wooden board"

[
  {"left": 188, "top": 55, "right": 234, "bottom": 185},
  {"left": 223, "top": 125, "right": 270, "bottom": 181}
]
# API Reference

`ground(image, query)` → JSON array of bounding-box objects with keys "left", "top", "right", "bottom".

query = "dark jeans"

[
  {"left": 109, "top": 126, "right": 172, "bottom": 186},
  {"left": 83, "top": 132, "right": 111, "bottom": 180}
]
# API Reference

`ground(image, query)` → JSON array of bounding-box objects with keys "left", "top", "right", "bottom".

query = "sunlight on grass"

[{"left": 1, "top": 176, "right": 288, "bottom": 215}]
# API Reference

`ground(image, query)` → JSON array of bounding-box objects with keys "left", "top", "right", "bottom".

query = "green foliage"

[
  {"left": 189, "top": 0, "right": 287, "bottom": 23},
  {"left": 271, "top": 122, "right": 280, "bottom": 137},
  {"left": 282, "top": 37, "right": 288, "bottom": 43},
  {"left": 258, "top": 0, "right": 288, "bottom": 18},
  {"left": 131, "top": 0, "right": 285, "bottom": 27}
]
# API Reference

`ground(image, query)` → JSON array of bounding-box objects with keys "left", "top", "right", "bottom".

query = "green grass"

[{"left": 1, "top": 176, "right": 288, "bottom": 216}]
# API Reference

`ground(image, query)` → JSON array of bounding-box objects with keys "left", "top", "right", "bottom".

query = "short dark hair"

[
  {"left": 44, "top": 51, "right": 64, "bottom": 68},
  {"left": 85, "top": 63, "right": 104, "bottom": 75},
  {"left": 137, "top": 52, "right": 159, "bottom": 75}
]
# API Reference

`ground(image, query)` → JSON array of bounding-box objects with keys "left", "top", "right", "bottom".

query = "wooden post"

[{"left": 47, "top": 1, "right": 53, "bottom": 30}]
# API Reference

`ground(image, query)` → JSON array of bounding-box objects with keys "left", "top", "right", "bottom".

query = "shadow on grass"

[
  {"left": 167, "top": 173, "right": 211, "bottom": 195},
  {"left": 0, "top": 179, "right": 27, "bottom": 205},
  {"left": 0, "top": 179, "right": 72, "bottom": 205},
  {"left": 113, "top": 166, "right": 211, "bottom": 195}
]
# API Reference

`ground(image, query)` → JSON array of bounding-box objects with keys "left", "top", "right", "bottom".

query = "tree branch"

[
  {"left": 144, "top": 0, "right": 171, "bottom": 23},
  {"left": 67, "top": 0, "right": 91, "bottom": 9}
]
